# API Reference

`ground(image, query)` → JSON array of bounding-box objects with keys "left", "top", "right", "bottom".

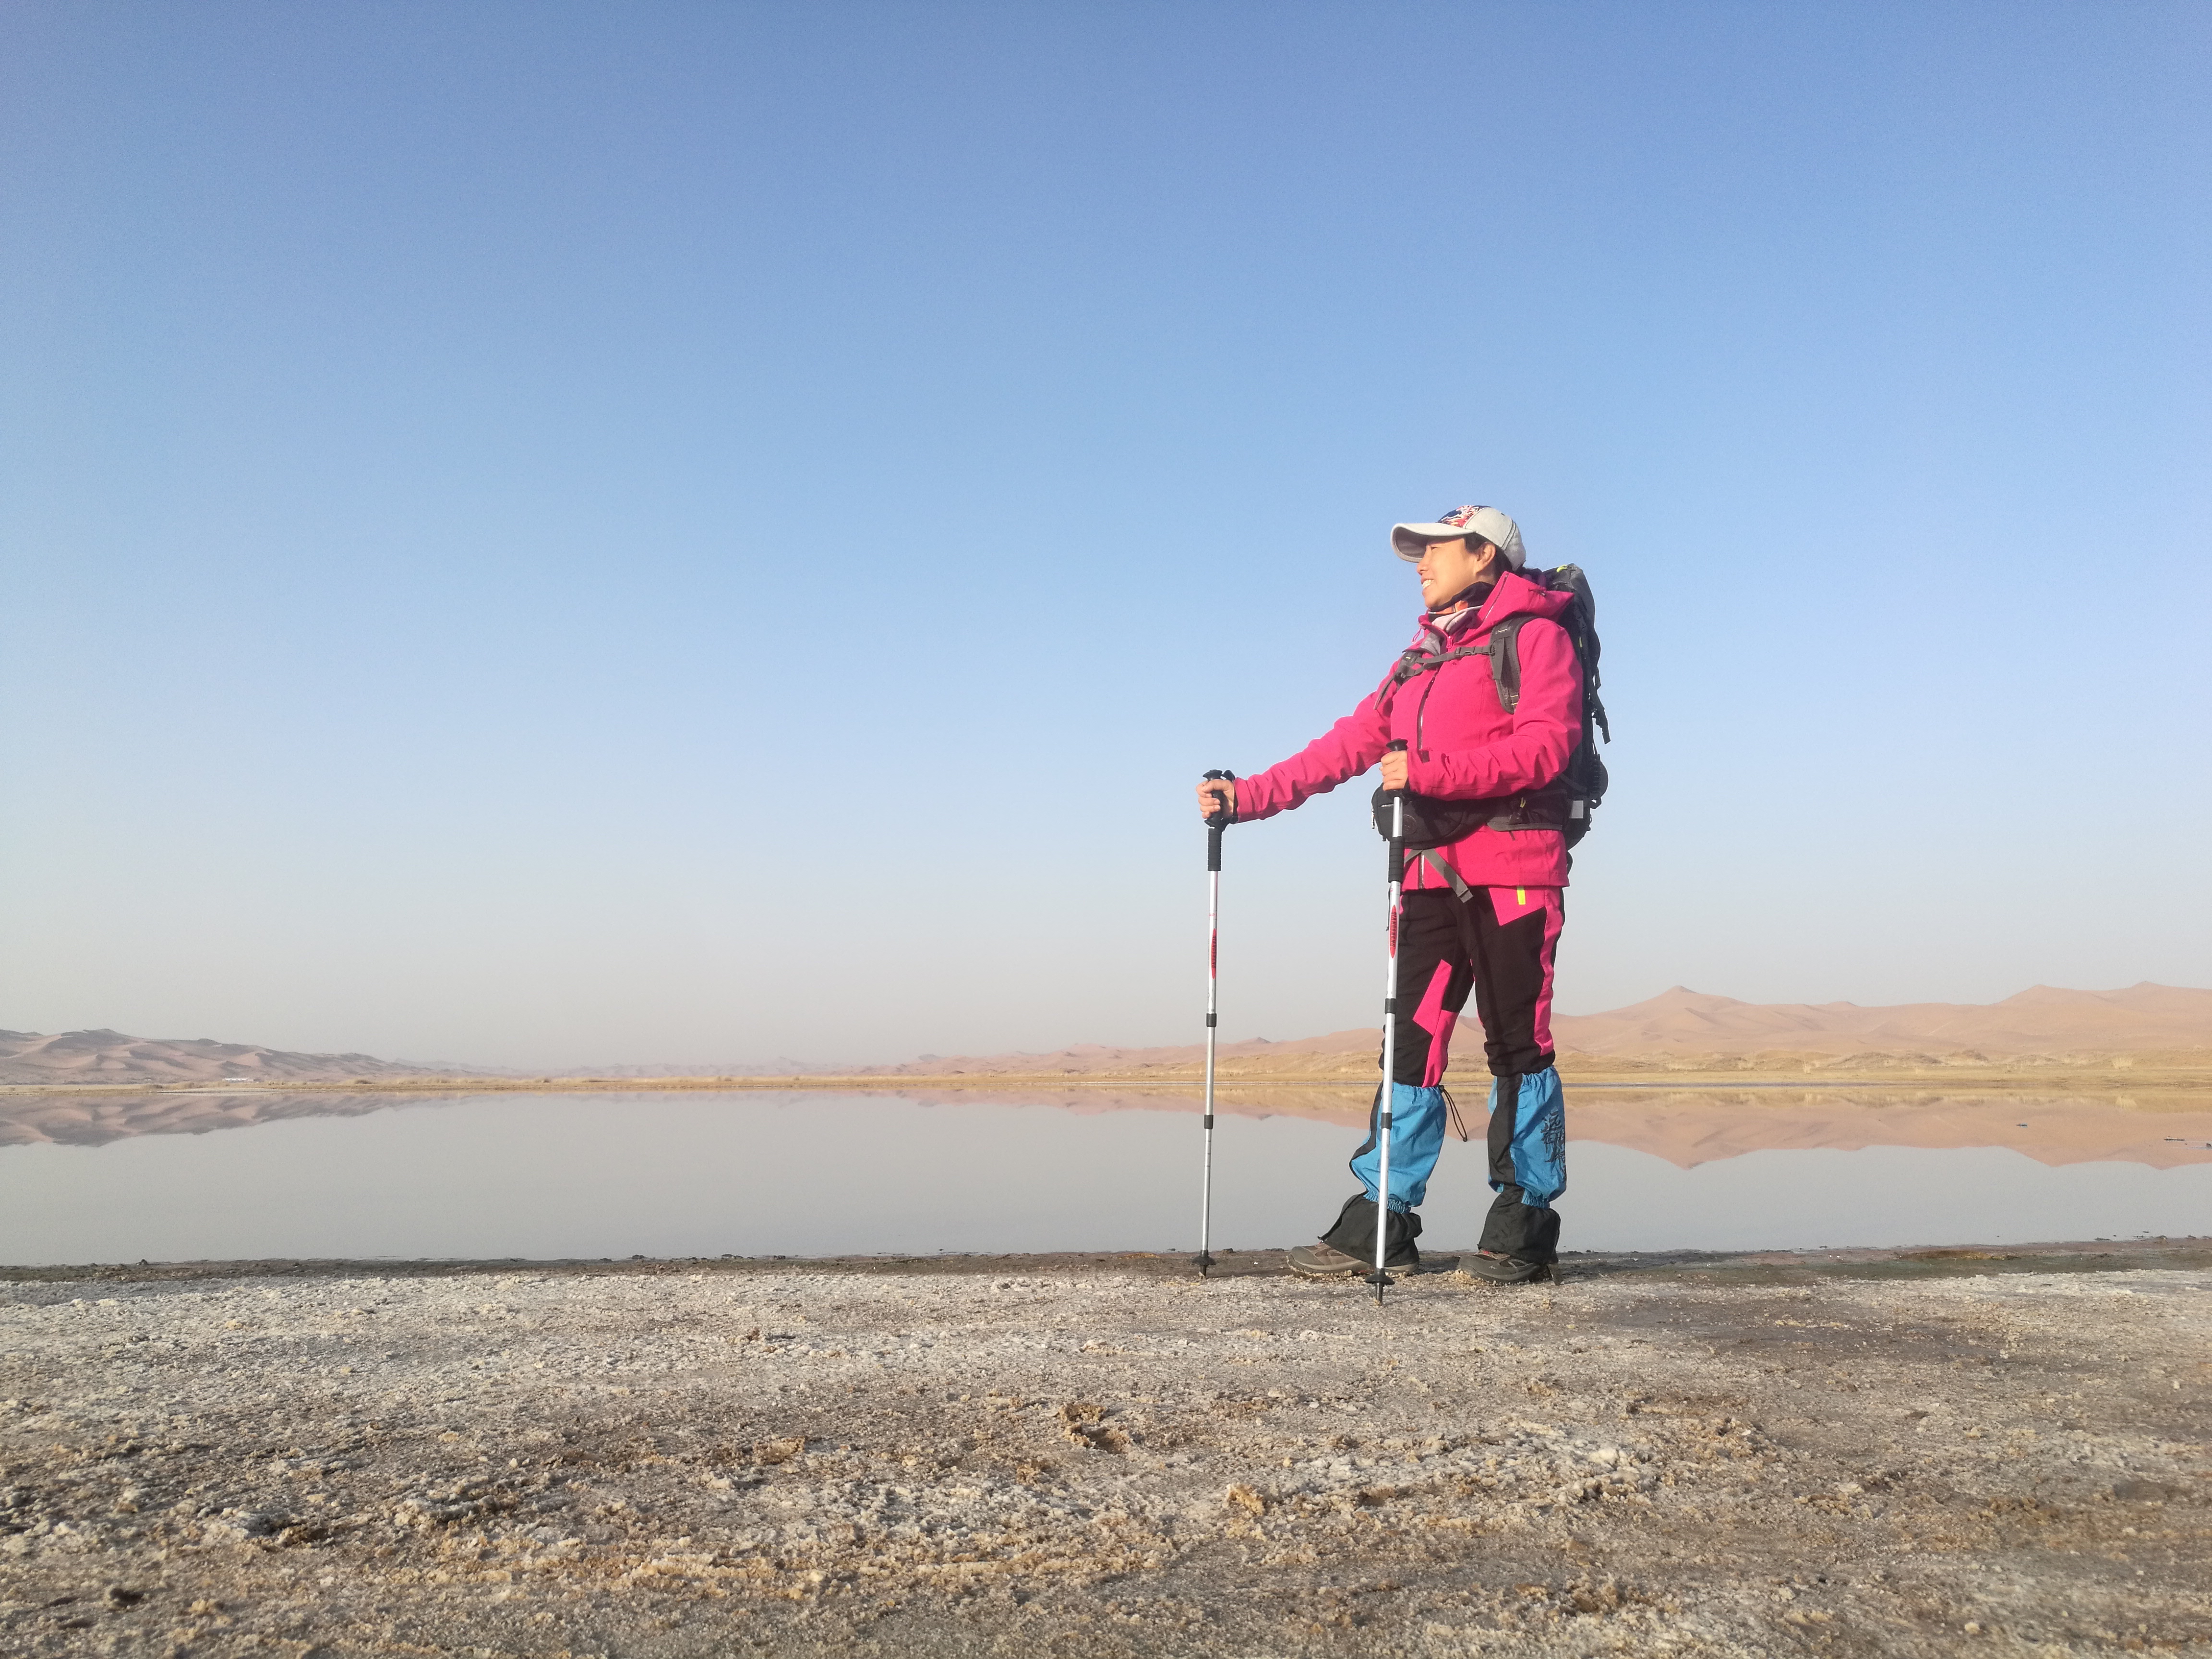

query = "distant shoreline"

[
  {"left": 6, "top": 1064, "right": 2209, "bottom": 1095},
  {"left": 12, "top": 984, "right": 2209, "bottom": 1096}
]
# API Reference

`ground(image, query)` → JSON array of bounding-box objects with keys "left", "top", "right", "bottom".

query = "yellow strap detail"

[{"left": 1517, "top": 887, "right": 1527, "bottom": 906}]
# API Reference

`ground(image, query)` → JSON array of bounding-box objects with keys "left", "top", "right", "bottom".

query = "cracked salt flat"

[{"left": 1, "top": 1262, "right": 2205, "bottom": 1656}]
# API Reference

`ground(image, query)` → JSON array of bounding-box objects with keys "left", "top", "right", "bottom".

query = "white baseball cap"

[{"left": 1391, "top": 504, "right": 1526, "bottom": 568}]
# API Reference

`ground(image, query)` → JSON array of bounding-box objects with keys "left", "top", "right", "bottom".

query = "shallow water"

[{"left": 1, "top": 1089, "right": 2207, "bottom": 1264}]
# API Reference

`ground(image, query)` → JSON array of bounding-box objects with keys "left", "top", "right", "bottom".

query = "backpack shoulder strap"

[
  {"left": 1487, "top": 611, "right": 1595, "bottom": 716},
  {"left": 1485, "top": 616, "right": 1530, "bottom": 713}
]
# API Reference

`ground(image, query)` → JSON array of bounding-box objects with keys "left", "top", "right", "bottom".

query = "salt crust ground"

[{"left": 1, "top": 1256, "right": 2207, "bottom": 1657}]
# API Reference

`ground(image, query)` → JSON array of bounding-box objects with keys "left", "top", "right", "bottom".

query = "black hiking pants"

[{"left": 1364, "top": 885, "right": 1567, "bottom": 1265}]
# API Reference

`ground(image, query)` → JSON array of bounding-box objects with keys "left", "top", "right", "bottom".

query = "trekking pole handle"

[
  {"left": 1382, "top": 742, "right": 1407, "bottom": 884},
  {"left": 1202, "top": 769, "right": 1236, "bottom": 870}
]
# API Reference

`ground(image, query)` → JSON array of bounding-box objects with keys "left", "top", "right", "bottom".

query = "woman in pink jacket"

[{"left": 1194, "top": 505, "right": 1579, "bottom": 1285}]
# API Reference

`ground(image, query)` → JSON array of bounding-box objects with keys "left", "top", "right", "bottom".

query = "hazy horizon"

[
  {"left": 8, "top": 976, "right": 2208, "bottom": 1078},
  {"left": 6, "top": 3, "right": 2208, "bottom": 1070}
]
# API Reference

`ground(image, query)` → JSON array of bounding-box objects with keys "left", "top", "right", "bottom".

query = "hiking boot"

[
  {"left": 1286, "top": 1241, "right": 1370, "bottom": 1277},
  {"left": 1464, "top": 1250, "right": 1549, "bottom": 1284},
  {"left": 1314, "top": 1193, "right": 1422, "bottom": 1270}
]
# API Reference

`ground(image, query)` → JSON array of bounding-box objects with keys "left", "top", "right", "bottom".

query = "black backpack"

[{"left": 1370, "top": 565, "right": 1611, "bottom": 849}]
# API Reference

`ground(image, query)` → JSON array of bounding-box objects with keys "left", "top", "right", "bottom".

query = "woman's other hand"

[
  {"left": 1196, "top": 777, "right": 1236, "bottom": 822},
  {"left": 1378, "top": 747, "right": 1409, "bottom": 793}
]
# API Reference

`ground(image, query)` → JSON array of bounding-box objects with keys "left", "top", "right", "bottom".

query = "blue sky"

[{"left": 4, "top": 1, "right": 2207, "bottom": 1067}]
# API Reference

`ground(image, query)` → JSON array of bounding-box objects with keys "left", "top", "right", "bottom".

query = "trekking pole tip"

[{"left": 1191, "top": 1251, "right": 1215, "bottom": 1278}]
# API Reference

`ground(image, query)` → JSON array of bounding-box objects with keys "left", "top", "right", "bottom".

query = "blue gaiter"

[
  {"left": 1489, "top": 1066, "right": 1567, "bottom": 1207},
  {"left": 1349, "top": 1082, "right": 1449, "bottom": 1214}
]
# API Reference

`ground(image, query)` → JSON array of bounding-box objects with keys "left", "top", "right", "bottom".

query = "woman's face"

[{"left": 1416, "top": 537, "right": 1496, "bottom": 610}]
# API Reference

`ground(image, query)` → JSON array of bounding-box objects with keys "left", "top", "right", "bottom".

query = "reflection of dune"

[
  {"left": 890, "top": 1084, "right": 1375, "bottom": 1127},
  {"left": 1562, "top": 1091, "right": 2212, "bottom": 1171},
  {"left": 0, "top": 1092, "right": 428, "bottom": 1148},
  {"left": 879, "top": 1084, "right": 2212, "bottom": 1171},
  {"left": 5, "top": 1084, "right": 2208, "bottom": 1173}
]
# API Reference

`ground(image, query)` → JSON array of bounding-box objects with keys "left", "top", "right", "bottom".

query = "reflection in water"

[
  {"left": 886, "top": 1084, "right": 2212, "bottom": 1170},
  {"left": 0, "top": 1088, "right": 2205, "bottom": 1265}
]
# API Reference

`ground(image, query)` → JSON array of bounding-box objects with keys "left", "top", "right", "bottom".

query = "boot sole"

[
  {"left": 1464, "top": 1262, "right": 1552, "bottom": 1285},
  {"left": 1286, "top": 1256, "right": 1422, "bottom": 1279}
]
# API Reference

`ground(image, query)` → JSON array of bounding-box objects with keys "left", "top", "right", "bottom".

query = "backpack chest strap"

[
  {"left": 1389, "top": 642, "right": 1488, "bottom": 684},
  {"left": 1387, "top": 618, "right": 1530, "bottom": 712}
]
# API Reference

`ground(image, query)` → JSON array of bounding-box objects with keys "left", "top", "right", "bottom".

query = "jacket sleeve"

[
  {"left": 1233, "top": 689, "right": 1391, "bottom": 822},
  {"left": 1406, "top": 618, "right": 1582, "bottom": 801}
]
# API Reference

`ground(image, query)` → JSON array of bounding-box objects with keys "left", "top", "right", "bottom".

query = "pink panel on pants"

[
  {"left": 1489, "top": 886, "right": 1565, "bottom": 1057},
  {"left": 1412, "top": 960, "right": 1457, "bottom": 1087}
]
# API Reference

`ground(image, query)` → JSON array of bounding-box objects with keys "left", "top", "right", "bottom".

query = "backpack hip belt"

[{"left": 1371, "top": 785, "right": 1568, "bottom": 849}]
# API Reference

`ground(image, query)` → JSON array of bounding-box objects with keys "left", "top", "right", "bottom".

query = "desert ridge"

[
  {"left": 0, "top": 1028, "right": 462, "bottom": 1087},
  {"left": 0, "top": 1030, "right": 808, "bottom": 1088},
  {"left": 4, "top": 992, "right": 2210, "bottom": 1168},
  {"left": 843, "top": 982, "right": 2212, "bottom": 1083},
  {"left": 1558, "top": 982, "right": 2212, "bottom": 1058},
  {"left": 4, "top": 982, "right": 2211, "bottom": 1090}
]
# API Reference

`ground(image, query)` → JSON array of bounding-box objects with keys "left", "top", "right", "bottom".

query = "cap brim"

[{"left": 1390, "top": 522, "right": 1467, "bottom": 561}]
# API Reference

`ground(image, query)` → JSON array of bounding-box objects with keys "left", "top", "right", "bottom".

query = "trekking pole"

[
  {"left": 1370, "top": 740, "right": 1409, "bottom": 1305},
  {"left": 1193, "top": 769, "right": 1234, "bottom": 1279}
]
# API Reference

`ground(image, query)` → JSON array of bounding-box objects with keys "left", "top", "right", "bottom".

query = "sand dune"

[
  {"left": 850, "top": 982, "right": 2212, "bottom": 1080},
  {"left": 0, "top": 1029, "right": 490, "bottom": 1087},
  {"left": 8, "top": 982, "right": 2208, "bottom": 1090},
  {"left": 1555, "top": 981, "right": 2212, "bottom": 1057}
]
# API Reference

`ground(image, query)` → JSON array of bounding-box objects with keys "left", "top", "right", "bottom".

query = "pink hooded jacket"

[{"left": 1234, "top": 570, "right": 1583, "bottom": 890}]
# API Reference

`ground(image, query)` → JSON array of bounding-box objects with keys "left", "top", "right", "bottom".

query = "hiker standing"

[{"left": 1193, "top": 505, "right": 1603, "bottom": 1285}]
